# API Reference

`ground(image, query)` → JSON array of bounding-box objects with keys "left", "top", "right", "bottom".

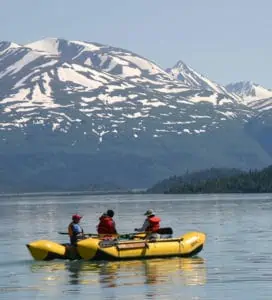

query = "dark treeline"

[{"left": 148, "top": 166, "right": 272, "bottom": 194}]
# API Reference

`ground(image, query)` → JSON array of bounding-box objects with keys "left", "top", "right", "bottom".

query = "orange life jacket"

[
  {"left": 68, "top": 222, "right": 74, "bottom": 237},
  {"left": 68, "top": 222, "right": 83, "bottom": 237},
  {"left": 68, "top": 222, "right": 83, "bottom": 245},
  {"left": 146, "top": 216, "right": 161, "bottom": 233}
]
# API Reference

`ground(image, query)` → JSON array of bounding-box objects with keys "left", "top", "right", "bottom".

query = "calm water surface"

[{"left": 0, "top": 193, "right": 272, "bottom": 299}]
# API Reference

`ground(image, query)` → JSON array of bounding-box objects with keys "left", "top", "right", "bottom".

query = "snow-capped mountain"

[
  {"left": 226, "top": 81, "right": 272, "bottom": 111},
  {"left": 0, "top": 38, "right": 271, "bottom": 191},
  {"left": 166, "top": 60, "right": 241, "bottom": 102},
  {"left": 0, "top": 37, "right": 250, "bottom": 142}
]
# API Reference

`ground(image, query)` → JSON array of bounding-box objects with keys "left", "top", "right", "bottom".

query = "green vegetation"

[{"left": 148, "top": 166, "right": 272, "bottom": 194}]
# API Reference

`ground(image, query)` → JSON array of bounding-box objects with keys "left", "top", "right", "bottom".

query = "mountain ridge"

[{"left": 0, "top": 37, "right": 271, "bottom": 191}]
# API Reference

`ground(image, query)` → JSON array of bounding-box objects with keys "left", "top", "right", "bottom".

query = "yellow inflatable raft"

[
  {"left": 26, "top": 231, "right": 206, "bottom": 261},
  {"left": 76, "top": 232, "right": 206, "bottom": 261}
]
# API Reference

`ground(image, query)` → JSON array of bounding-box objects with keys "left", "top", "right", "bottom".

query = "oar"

[
  {"left": 58, "top": 228, "right": 173, "bottom": 238},
  {"left": 58, "top": 232, "right": 95, "bottom": 235},
  {"left": 58, "top": 231, "right": 136, "bottom": 239}
]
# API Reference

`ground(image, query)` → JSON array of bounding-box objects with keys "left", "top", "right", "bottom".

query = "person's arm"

[
  {"left": 112, "top": 220, "right": 117, "bottom": 234},
  {"left": 135, "top": 219, "right": 149, "bottom": 232}
]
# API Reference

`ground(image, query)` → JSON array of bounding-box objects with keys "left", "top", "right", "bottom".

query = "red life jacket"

[
  {"left": 146, "top": 216, "right": 161, "bottom": 233},
  {"left": 97, "top": 216, "right": 117, "bottom": 234}
]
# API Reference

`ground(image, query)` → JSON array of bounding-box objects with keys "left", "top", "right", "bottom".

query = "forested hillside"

[{"left": 148, "top": 166, "right": 272, "bottom": 193}]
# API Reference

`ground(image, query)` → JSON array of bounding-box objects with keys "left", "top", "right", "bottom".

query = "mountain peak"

[
  {"left": 226, "top": 81, "right": 272, "bottom": 104},
  {"left": 166, "top": 60, "right": 241, "bottom": 101},
  {"left": 25, "top": 37, "right": 63, "bottom": 54},
  {"left": 25, "top": 37, "right": 104, "bottom": 52},
  {"left": 173, "top": 60, "right": 188, "bottom": 68}
]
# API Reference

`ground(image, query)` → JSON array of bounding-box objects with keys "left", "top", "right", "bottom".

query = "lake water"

[{"left": 0, "top": 193, "right": 272, "bottom": 299}]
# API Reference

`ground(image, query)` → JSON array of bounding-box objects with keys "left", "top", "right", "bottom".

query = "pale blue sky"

[{"left": 1, "top": 0, "right": 271, "bottom": 87}]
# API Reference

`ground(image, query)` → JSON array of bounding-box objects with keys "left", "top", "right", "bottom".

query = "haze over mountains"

[{"left": 0, "top": 38, "right": 271, "bottom": 192}]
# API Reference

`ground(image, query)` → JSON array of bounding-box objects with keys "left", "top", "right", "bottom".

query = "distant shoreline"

[
  {"left": 1, "top": 190, "right": 272, "bottom": 198},
  {"left": 0, "top": 189, "right": 147, "bottom": 198}
]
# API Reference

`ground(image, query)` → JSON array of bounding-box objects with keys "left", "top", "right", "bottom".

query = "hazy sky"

[{"left": 1, "top": 0, "right": 271, "bottom": 87}]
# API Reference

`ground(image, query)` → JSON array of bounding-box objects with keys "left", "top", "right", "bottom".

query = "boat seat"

[
  {"left": 157, "top": 227, "right": 173, "bottom": 235},
  {"left": 155, "top": 228, "right": 173, "bottom": 239}
]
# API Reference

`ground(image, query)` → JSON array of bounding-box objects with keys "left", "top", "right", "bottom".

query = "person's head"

[
  {"left": 144, "top": 209, "right": 155, "bottom": 217},
  {"left": 107, "top": 209, "right": 114, "bottom": 218},
  {"left": 72, "top": 214, "right": 82, "bottom": 223}
]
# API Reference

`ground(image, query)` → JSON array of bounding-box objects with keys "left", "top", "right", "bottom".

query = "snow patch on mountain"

[
  {"left": 26, "top": 38, "right": 61, "bottom": 55},
  {"left": 249, "top": 97, "right": 272, "bottom": 111},
  {"left": 32, "top": 82, "right": 53, "bottom": 103},
  {"left": 57, "top": 66, "right": 103, "bottom": 90},
  {"left": 70, "top": 40, "right": 101, "bottom": 51},
  {"left": 121, "top": 66, "right": 142, "bottom": 77},
  {"left": 0, "top": 41, "right": 21, "bottom": 55},
  {"left": 155, "top": 86, "right": 189, "bottom": 93},
  {"left": 190, "top": 93, "right": 218, "bottom": 105},
  {"left": 122, "top": 55, "right": 163, "bottom": 75},
  {"left": 2, "top": 88, "right": 31, "bottom": 104},
  {"left": 97, "top": 94, "right": 127, "bottom": 104},
  {"left": 0, "top": 51, "right": 44, "bottom": 78}
]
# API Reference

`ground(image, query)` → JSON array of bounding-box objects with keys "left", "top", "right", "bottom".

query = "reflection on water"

[{"left": 30, "top": 256, "right": 206, "bottom": 289}]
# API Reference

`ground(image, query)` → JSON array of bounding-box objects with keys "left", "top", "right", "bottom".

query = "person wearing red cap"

[{"left": 68, "top": 214, "right": 84, "bottom": 245}]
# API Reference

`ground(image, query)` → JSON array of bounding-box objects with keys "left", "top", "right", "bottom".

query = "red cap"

[{"left": 72, "top": 214, "right": 82, "bottom": 221}]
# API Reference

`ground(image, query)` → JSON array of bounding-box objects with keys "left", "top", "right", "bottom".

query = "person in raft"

[
  {"left": 68, "top": 214, "right": 84, "bottom": 245},
  {"left": 97, "top": 209, "right": 117, "bottom": 235},
  {"left": 135, "top": 209, "right": 161, "bottom": 239}
]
